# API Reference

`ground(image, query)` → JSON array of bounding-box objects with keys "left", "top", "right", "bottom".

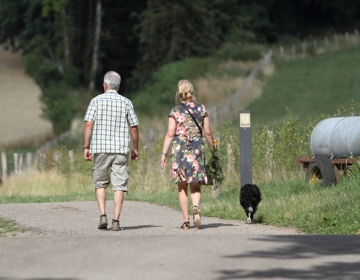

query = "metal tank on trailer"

[{"left": 298, "top": 116, "right": 360, "bottom": 186}]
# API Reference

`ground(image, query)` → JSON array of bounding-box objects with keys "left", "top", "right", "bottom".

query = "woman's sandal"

[
  {"left": 181, "top": 221, "right": 190, "bottom": 229},
  {"left": 193, "top": 206, "right": 201, "bottom": 228}
]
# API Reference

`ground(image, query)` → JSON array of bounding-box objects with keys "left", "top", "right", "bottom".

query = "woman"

[{"left": 160, "top": 79, "right": 214, "bottom": 229}]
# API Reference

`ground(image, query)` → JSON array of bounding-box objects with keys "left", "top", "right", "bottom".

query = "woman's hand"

[{"left": 160, "top": 154, "right": 167, "bottom": 169}]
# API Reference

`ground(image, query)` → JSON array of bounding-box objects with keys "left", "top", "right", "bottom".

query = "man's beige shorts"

[{"left": 92, "top": 153, "right": 129, "bottom": 192}]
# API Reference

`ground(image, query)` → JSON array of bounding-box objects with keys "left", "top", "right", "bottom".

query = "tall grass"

[{"left": 2, "top": 106, "right": 360, "bottom": 234}]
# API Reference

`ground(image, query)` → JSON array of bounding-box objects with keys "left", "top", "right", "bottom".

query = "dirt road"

[{"left": 1, "top": 201, "right": 359, "bottom": 280}]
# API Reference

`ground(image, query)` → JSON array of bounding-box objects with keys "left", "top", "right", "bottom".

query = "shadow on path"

[{"left": 216, "top": 235, "right": 360, "bottom": 279}]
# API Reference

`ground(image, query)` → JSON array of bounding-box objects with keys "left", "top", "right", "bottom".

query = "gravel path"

[{"left": 0, "top": 200, "right": 303, "bottom": 237}]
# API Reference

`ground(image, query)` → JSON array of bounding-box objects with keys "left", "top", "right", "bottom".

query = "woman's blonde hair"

[{"left": 176, "top": 79, "right": 196, "bottom": 102}]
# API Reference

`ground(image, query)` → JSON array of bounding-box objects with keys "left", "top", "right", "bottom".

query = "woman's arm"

[
  {"left": 203, "top": 116, "right": 214, "bottom": 151},
  {"left": 160, "top": 117, "right": 176, "bottom": 169}
]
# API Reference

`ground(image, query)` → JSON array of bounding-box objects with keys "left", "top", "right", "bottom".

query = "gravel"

[{"left": 0, "top": 200, "right": 303, "bottom": 237}]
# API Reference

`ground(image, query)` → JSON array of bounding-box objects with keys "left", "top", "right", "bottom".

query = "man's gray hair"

[{"left": 104, "top": 71, "right": 121, "bottom": 91}]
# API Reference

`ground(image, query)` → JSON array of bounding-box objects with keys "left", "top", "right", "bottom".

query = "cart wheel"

[{"left": 305, "top": 156, "right": 336, "bottom": 187}]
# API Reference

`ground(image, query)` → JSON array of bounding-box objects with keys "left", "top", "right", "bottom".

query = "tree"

[
  {"left": 88, "top": 0, "right": 102, "bottom": 92},
  {"left": 133, "top": 0, "right": 222, "bottom": 85}
]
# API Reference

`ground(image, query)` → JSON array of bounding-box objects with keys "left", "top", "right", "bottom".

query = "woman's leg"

[
  {"left": 178, "top": 182, "right": 189, "bottom": 222},
  {"left": 190, "top": 182, "right": 201, "bottom": 209},
  {"left": 190, "top": 182, "right": 202, "bottom": 227}
]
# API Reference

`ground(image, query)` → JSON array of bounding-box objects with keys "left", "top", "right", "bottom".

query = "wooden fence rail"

[{"left": 0, "top": 150, "right": 74, "bottom": 181}]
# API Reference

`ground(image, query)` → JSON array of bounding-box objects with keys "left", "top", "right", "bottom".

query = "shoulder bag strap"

[{"left": 180, "top": 103, "right": 203, "bottom": 137}]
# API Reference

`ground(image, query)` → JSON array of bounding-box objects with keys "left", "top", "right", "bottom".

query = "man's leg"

[
  {"left": 113, "top": 190, "right": 124, "bottom": 221},
  {"left": 96, "top": 187, "right": 107, "bottom": 215},
  {"left": 96, "top": 187, "right": 108, "bottom": 229}
]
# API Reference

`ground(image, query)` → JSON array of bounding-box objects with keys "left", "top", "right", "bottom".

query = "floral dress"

[{"left": 169, "top": 101, "right": 209, "bottom": 184}]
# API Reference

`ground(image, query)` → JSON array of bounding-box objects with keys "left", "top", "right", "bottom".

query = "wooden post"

[
  {"left": 334, "top": 34, "right": 338, "bottom": 47},
  {"left": 26, "top": 152, "right": 32, "bottom": 169},
  {"left": 227, "top": 136, "right": 235, "bottom": 175},
  {"left": 14, "top": 153, "right": 19, "bottom": 175},
  {"left": 302, "top": 42, "right": 306, "bottom": 54},
  {"left": 1, "top": 152, "right": 7, "bottom": 180},
  {"left": 292, "top": 45, "right": 296, "bottom": 58},
  {"left": 19, "top": 153, "right": 24, "bottom": 174},
  {"left": 265, "top": 131, "right": 274, "bottom": 180}
]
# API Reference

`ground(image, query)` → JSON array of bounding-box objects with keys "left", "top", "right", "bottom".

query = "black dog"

[{"left": 240, "top": 184, "right": 261, "bottom": 223}]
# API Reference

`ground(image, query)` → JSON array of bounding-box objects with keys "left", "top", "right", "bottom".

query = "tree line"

[{"left": 0, "top": 0, "right": 359, "bottom": 135}]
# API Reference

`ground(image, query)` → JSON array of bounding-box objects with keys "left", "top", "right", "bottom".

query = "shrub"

[{"left": 40, "top": 81, "right": 76, "bottom": 135}]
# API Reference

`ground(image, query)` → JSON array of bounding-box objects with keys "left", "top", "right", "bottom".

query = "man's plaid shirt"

[{"left": 84, "top": 90, "right": 139, "bottom": 154}]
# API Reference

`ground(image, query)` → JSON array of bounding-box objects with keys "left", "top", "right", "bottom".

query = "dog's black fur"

[{"left": 239, "top": 184, "right": 261, "bottom": 223}]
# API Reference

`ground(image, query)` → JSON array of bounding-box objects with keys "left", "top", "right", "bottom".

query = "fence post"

[
  {"left": 325, "top": 37, "right": 329, "bottom": 50},
  {"left": 313, "top": 40, "right": 317, "bottom": 53},
  {"left": 14, "top": 153, "right": 19, "bottom": 175},
  {"left": 26, "top": 152, "right": 32, "bottom": 169},
  {"left": 1, "top": 152, "right": 7, "bottom": 180},
  {"left": 265, "top": 130, "right": 274, "bottom": 180},
  {"left": 292, "top": 45, "right": 296, "bottom": 58},
  {"left": 19, "top": 153, "right": 24, "bottom": 174},
  {"left": 227, "top": 136, "right": 235, "bottom": 175},
  {"left": 302, "top": 42, "right": 306, "bottom": 54},
  {"left": 334, "top": 34, "right": 338, "bottom": 48}
]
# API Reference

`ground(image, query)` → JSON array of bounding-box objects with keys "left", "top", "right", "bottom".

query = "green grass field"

[{"left": 249, "top": 45, "right": 360, "bottom": 126}]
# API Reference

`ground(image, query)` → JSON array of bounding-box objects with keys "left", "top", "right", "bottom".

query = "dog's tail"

[{"left": 248, "top": 207, "right": 253, "bottom": 213}]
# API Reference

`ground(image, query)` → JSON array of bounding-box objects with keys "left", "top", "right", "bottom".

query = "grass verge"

[{"left": 1, "top": 171, "right": 360, "bottom": 235}]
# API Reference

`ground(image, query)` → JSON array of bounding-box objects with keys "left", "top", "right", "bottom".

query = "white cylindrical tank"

[{"left": 310, "top": 116, "right": 360, "bottom": 158}]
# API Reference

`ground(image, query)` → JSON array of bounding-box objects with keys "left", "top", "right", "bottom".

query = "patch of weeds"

[{"left": 0, "top": 218, "right": 27, "bottom": 237}]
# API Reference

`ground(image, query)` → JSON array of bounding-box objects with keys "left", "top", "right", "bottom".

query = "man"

[{"left": 83, "top": 71, "right": 139, "bottom": 231}]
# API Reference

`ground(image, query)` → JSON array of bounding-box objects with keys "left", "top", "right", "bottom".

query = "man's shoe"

[
  {"left": 98, "top": 214, "right": 108, "bottom": 229},
  {"left": 111, "top": 219, "right": 121, "bottom": 231}
]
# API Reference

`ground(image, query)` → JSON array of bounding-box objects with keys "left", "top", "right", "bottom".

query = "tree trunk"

[
  {"left": 61, "top": 6, "right": 71, "bottom": 66},
  {"left": 89, "top": 0, "right": 102, "bottom": 92}
]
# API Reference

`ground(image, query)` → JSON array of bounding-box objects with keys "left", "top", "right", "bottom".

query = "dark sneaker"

[
  {"left": 98, "top": 215, "right": 108, "bottom": 229},
  {"left": 111, "top": 219, "right": 121, "bottom": 231}
]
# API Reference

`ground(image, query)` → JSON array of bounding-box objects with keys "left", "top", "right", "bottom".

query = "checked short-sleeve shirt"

[{"left": 84, "top": 90, "right": 139, "bottom": 154}]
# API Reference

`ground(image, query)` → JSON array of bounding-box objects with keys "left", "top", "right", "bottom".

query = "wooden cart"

[{"left": 297, "top": 155, "right": 358, "bottom": 186}]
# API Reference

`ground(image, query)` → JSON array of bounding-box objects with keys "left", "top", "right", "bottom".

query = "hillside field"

[{"left": 0, "top": 46, "right": 53, "bottom": 149}]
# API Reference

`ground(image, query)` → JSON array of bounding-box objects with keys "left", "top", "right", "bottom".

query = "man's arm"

[
  {"left": 130, "top": 125, "right": 139, "bottom": 160},
  {"left": 83, "top": 121, "right": 93, "bottom": 161}
]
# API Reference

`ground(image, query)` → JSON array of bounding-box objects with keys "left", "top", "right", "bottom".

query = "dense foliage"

[{"left": 0, "top": 0, "right": 360, "bottom": 134}]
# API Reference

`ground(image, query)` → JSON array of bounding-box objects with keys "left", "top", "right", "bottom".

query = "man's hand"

[
  {"left": 131, "top": 149, "right": 139, "bottom": 160},
  {"left": 84, "top": 148, "right": 92, "bottom": 161}
]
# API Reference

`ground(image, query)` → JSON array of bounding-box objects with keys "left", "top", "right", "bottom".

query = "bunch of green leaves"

[{"left": 205, "top": 143, "right": 224, "bottom": 185}]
